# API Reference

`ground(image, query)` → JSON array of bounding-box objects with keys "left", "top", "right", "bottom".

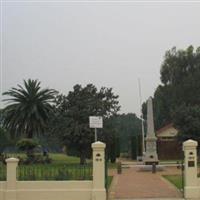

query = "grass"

[
  {"left": 107, "top": 162, "right": 117, "bottom": 169},
  {"left": 50, "top": 154, "right": 81, "bottom": 164},
  {"left": 4, "top": 153, "right": 82, "bottom": 164},
  {"left": 163, "top": 175, "right": 183, "bottom": 190},
  {"left": 107, "top": 176, "right": 113, "bottom": 188}
]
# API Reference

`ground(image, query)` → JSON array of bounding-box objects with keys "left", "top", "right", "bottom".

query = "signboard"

[{"left": 89, "top": 116, "right": 103, "bottom": 128}]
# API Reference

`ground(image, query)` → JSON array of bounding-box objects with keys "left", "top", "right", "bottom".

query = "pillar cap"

[
  {"left": 92, "top": 141, "right": 106, "bottom": 148},
  {"left": 6, "top": 157, "right": 19, "bottom": 163},
  {"left": 183, "top": 139, "right": 198, "bottom": 147}
]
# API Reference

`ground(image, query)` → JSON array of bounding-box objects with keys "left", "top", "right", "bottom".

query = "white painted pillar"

[
  {"left": 183, "top": 139, "right": 200, "bottom": 199},
  {"left": 5, "top": 158, "right": 19, "bottom": 200},
  {"left": 92, "top": 141, "right": 106, "bottom": 200}
]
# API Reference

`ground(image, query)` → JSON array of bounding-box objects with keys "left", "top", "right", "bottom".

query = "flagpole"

[{"left": 138, "top": 78, "right": 145, "bottom": 155}]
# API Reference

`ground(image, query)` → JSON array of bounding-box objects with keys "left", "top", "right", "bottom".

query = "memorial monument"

[{"left": 143, "top": 97, "right": 159, "bottom": 165}]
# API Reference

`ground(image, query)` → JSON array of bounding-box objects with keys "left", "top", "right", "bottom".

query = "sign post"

[{"left": 89, "top": 116, "right": 103, "bottom": 142}]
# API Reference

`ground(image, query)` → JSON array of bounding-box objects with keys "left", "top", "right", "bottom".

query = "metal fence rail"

[
  {"left": 0, "top": 164, "right": 6, "bottom": 181},
  {"left": 17, "top": 164, "right": 93, "bottom": 181}
]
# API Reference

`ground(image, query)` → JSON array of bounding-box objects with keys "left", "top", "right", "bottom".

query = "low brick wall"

[
  {"left": 0, "top": 181, "right": 93, "bottom": 200},
  {"left": 0, "top": 182, "right": 6, "bottom": 200},
  {"left": 0, "top": 141, "right": 106, "bottom": 200},
  {"left": 17, "top": 181, "right": 92, "bottom": 200}
]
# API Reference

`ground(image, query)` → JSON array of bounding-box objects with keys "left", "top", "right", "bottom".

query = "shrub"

[{"left": 17, "top": 138, "right": 38, "bottom": 152}]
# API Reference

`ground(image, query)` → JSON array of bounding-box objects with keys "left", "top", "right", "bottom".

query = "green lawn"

[
  {"left": 107, "top": 162, "right": 117, "bottom": 169},
  {"left": 107, "top": 176, "right": 113, "bottom": 188},
  {"left": 50, "top": 154, "right": 81, "bottom": 164},
  {"left": 4, "top": 153, "right": 82, "bottom": 164},
  {"left": 163, "top": 175, "right": 183, "bottom": 190}
]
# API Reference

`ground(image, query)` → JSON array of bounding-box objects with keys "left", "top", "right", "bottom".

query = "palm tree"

[{"left": 3, "top": 79, "right": 57, "bottom": 138}]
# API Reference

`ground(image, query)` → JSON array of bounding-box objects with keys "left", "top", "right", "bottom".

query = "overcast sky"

[{"left": 1, "top": 1, "right": 200, "bottom": 115}]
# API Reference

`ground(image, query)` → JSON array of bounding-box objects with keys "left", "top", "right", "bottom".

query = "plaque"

[{"left": 188, "top": 161, "right": 195, "bottom": 167}]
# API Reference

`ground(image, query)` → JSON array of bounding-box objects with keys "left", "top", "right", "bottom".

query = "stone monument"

[{"left": 143, "top": 97, "right": 159, "bottom": 165}]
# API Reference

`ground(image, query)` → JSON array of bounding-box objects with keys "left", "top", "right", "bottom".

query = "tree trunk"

[
  {"left": 80, "top": 153, "right": 86, "bottom": 165},
  {"left": 27, "top": 132, "right": 33, "bottom": 138}
]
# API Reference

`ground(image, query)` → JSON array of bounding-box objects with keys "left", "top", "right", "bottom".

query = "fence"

[
  {"left": 0, "top": 164, "right": 6, "bottom": 181},
  {"left": 17, "top": 163, "right": 92, "bottom": 181},
  {"left": 0, "top": 141, "right": 106, "bottom": 200}
]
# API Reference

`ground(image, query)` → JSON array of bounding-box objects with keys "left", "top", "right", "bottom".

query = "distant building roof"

[{"left": 156, "top": 123, "right": 178, "bottom": 138}]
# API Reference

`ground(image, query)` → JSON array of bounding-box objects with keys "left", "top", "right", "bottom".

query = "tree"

[
  {"left": 101, "top": 116, "right": 119, "bottom": 163},
  {"left": 160, "top": 46, "right": 200, "bottom": 106},
  {"left": 107, "top": 113, "right": 142, "bottom": 153},
  {"left": 173, "top": 104, "right": 200, "bottom": 141},
  {"left": 0, "top": 127, "right": 9, "bottom": 155},
  {"left": 142, "top": 46, "right": 200, "bottom": 136},
  {"left": 3, "top": 79, "right": 57, "bottom": 138},
  {"left": 52, "top": 84, "right": 120, "bottom": 164}
]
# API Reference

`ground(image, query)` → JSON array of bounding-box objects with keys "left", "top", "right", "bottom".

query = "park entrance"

[
  {"left": 109, "top": 162, "right": 183, "bottom": 199},
  {"left": 107, "top": 97, "right": 184, "bottom": 199}
]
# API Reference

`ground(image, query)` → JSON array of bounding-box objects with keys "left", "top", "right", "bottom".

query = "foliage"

[
  {"left": 108, "top": 113, "right": 142, "bottom": 153},
  {"left": 50, "top": 84, "right": 120, "bottom": 164},
  {"left": 17, "top": 138, "right": 38, "bottom": 152},
  {"left": 16, "top": 138, "right": 53, "bottom": 164},
  {"left": 173, "top": 104, "right": 200, "bottom": 141},
  {"left": 16, "top": 138, "right": 38, "bottom": 162},
  {"left": 3, "top": 79, "right": 57, "bottom": 138},
  {"left": 130, "top": 134, "right": 142, "bottom": 159},
  {"left": 0, "top": 163, "right": 6, "bottom": 180},
  {"left": 0, "top": 127, "right": 9, "bottom": 154},
  {"left": 142, "top": 46, "right": 200, "bottom": 139},
  {"left": 101, "top": 116, "right": 119, "bottom": 163},
  {"left": 99, "top": 113, "right": 142, "bottom": 161}
]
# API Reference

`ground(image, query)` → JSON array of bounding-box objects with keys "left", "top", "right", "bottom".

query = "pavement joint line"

[
  {"left": 108, "top": 173, "right": 119, "bottom": 200},
  {"left": 114, "top": 199, "right": 185, "bottom": 200}
]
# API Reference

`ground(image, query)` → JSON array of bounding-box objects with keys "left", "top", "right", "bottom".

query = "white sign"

[{"left": 89, "top": 116, "right": 103, "bottom": 128}]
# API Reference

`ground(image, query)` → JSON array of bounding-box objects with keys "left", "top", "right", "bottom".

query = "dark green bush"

[{"left": 17, "top": 138, "right": 38, "bottom": 152}]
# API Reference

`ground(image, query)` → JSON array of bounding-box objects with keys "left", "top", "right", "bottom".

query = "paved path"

[{"left": 109, "top": 167, "right": 182, "bottom": 200}]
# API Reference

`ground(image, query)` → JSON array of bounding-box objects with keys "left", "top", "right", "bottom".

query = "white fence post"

[
  {"left": 92, "top": 141, "right": 106, "bottom": 200},
  {"left": 183, "top": 139, "right": 199, "bottom": 199},
  {"left": 5, "top": 158, "right": 19, "bottom": 200}
]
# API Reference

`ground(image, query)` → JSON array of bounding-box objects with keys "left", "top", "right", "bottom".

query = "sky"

[{"left": 1, "top": 0, "right": 200, "bottom": 116}]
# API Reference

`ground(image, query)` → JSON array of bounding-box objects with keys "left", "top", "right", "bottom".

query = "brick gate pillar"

[
  {"left": 183, "top": 139, "right": 200, "bottom": 199},
  {"left": 5, "top": 158, "right": 19, "bottom": 200},
  {"left": 92, "top": 141, "right": 106, "bottom": 200}
]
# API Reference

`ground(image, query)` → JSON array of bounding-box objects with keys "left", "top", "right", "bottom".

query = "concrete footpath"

[{"left": 108, "top": 167, "right": 183, "bottom": 200}]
